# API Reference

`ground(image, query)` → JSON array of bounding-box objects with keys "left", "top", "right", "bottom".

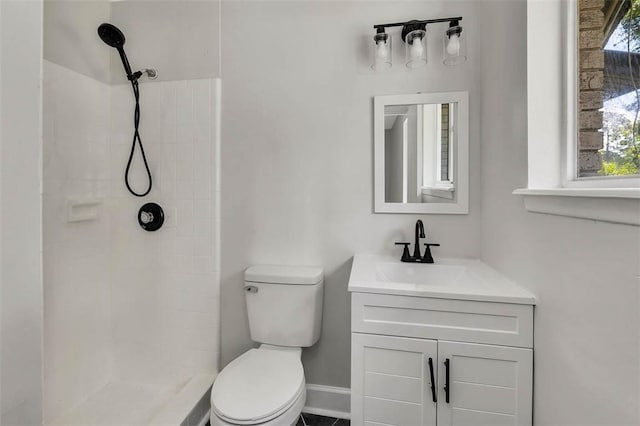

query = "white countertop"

[{"left": 348, "top": 254, "right": 536, "bottom": 305}]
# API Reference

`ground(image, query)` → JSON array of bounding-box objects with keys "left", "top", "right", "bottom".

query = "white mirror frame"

[{"left": 374, "top": 91, "right": 469, "bottom": 214}]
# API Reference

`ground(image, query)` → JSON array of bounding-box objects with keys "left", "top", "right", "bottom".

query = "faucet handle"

[
  {"left": 422, "top": 243, "right": 440, "bottom": 263},
  {"left": 395, "top": 242, "right": 412, "bottom": 262}
]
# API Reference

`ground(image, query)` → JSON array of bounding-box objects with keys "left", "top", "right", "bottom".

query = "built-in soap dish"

[{"left": 66, "top": 198, "right": 103, "bottom": 222}]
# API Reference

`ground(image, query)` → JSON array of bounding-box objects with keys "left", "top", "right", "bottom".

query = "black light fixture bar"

[{"left": 374, "top": 16, "right": 462, "bottom": 33}]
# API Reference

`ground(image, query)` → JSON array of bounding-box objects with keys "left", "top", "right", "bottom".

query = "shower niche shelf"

[{"left": 66, "top": 198, "right": 103, "bottom": 223}]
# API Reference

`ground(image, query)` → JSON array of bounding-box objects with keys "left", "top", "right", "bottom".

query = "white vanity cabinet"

[
  {"left": 350, "top": 292, "right": 534, "bottom": 426},
  {"left": 351, "top": 333, "right": 438, "bottom": 426},
  {"left": 435, "top": 340, "right": 532, "bottom": 426}
]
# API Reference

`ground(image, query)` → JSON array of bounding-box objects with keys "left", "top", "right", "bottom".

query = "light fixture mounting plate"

[{"left": 401, "top": 20, "right": 427, "bottom": 43}]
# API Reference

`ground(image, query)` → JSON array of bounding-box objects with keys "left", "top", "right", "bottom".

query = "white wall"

[
  {"left": 0, "top": 0, "right": 44, "bottom": 424},
  {"left": 42, "top": 61, "right": 113, "bottom": 423},
  {"left": 478, "top": 1, "right": 640, "bottom": 425},
  {"left": 42, "top": 2, "right": 114, "bottom": 420},
  {"left": 220, "top": 0, "right": 482, "bottom": 387},
  {"left": 109, "top": 78, "right": 220, "bottom": 385}
]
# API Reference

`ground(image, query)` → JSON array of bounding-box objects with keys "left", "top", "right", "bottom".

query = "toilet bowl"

[
  {"left": 210, "top": 265, "right": 324, "bottom": 426},
  {"left": 210, "top": 346, "right": 306, "bottom": 426}
]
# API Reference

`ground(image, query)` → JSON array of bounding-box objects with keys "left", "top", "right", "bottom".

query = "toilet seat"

[{"left": 211, "top": 347, "right": 305, "bottom": 425}]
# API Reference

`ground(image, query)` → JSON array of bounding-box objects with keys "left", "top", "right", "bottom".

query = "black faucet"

[
  {"left": 395, "top": 220, "right": 440, "bottom": 263},
  {"left": 413, "top": 220, "right": 425, "bottom": 259}
]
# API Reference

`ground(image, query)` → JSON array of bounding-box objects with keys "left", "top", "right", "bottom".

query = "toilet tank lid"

[{"left": 245, "top": 265, "right": 324, "bottom": 285}]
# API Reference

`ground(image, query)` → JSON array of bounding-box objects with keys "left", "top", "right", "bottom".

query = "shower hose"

[{"left": 125, "top": 79, "right": 152, "bottom": 197}]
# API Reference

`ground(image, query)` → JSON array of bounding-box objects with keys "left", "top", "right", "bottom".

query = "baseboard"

[{"left": 303, "top": 384, "right": 350, "bottom": 420}]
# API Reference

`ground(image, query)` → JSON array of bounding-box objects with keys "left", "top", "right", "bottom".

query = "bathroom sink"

[
  {"left": 375, "top": 262, "right": 466, "bottom": 286},
  {"left": 348, "top": 254, "right": 536, "bottom": 304}
]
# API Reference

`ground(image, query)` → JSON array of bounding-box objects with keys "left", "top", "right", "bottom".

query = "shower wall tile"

[
  {"left": 44, "top": 61, "right": 220, "bottom": 421},
  {"left": 42, "top": 61, "right": 113, "bottom": 424},
  {"left": 110, "top": 78, "right": 220, "bottom": 385}
]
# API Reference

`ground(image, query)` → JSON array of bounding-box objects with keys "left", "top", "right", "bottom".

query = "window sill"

[
  {"left": 512, "top": 188, "right": 640, "bottom": 226},
  {"left": 421, "top": 186, "right": 455, "bottom": 200}
]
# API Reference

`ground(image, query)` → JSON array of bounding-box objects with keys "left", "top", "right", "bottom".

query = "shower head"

[
  {"left": 98, "top": 23, "right": 126, "bottom": 48},
  {"left": 97, "top": 23, "right": 134, "bottom": 80}
]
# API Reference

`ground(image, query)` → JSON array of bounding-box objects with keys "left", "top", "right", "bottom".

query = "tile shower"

[{"left": 42, "top": 2, "right": 220, "bottom": 424}]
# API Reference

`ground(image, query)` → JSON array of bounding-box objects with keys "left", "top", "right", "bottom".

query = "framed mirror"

[{"left": 374, "top": 91, "right": 469, "bottom": 214}]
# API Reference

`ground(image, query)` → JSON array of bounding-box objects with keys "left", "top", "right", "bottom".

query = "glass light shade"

[
  {"left": 405, "top": 29, "right": 427, "bottom": 68},
  {"left": 371, "top": 33, "right": 392, "bottom": 71},
  {"left": 443, "top": 26, "right": 467, "bottom": 66}
]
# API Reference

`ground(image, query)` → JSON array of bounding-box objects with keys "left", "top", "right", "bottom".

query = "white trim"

[
  {"left": 513, "top": 188, "right": 640, "bottom": 199},
  {"left": 527, "top": 0, "right": 564, "bottom": 188},
  {"left": 422, "top": 186, "right": 455, "bottom": 200},
  {"left": 513, "top": 190, "right": 640, "bottom": 226},
  {"left": 195, "top": 409, "right": 210, "bottom": 426},
  {"left": 374, "top": 91, "right": 469, "bottom": 214},
  {"left": 302, "top": 384, "right": 350, "bottom": 420},
  {"left": 416, "top": 104, "right": 424, "bottom": 200},
  {"left": 402, "top": 117, "right": 408, "bottom": 203},
  {"left": 563, "top": 0, "right": 579, "bottom": 186},
  {"left": 302, "top": 407, "right": 349, "bottom": 420},
  {"left": 565, "top": 175, "right": 640, "bottom": 188}
]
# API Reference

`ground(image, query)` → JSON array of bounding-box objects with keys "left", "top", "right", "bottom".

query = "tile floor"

[
  {"left": 207, "top": 413, "right": 349, "bottom": 426},
  {"left": 296, "top": 413, "right": 350, "bottom": 426}
]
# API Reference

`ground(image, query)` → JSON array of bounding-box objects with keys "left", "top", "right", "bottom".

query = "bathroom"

[{"left": 1, "top": 0, "right": 639, "bottom": 425}]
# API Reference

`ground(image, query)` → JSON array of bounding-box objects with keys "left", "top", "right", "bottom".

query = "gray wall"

[
  {"left": 44, "top": 0, "right": 111, "bottom": 83},
  {"left": 220, "top": 0, "right": 482, "bottom": 388},
  {"left": 406, "top": 106, "right": 419, "bottom": 203},
  {"left": 385, "top": 119, "right": 405, "bottom": 203},
  {"left": 478, "top": 1, "right": 640, "bottom": 425},
  {"left": 110, "top": 0, "right": 220, "bottom": 83},
  {"left": 1, "top": 1, "right": 44, "bottom": 424}
]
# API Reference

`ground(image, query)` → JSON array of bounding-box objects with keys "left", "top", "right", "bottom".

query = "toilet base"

[{"left": 210, "top": 387, "right": 306, "bottom": 426}]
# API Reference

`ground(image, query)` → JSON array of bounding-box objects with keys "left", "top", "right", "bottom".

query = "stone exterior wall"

[
  {"left": 579, "top": 0, "right": 605, "bottom": 176},
  {"left": 441, "top": 103, "right": 450, "bottom": 180}
]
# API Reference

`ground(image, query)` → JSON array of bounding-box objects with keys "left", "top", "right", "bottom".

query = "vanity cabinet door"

[
  {"left": 351, "top": 333, "right": 438, "bottom": 426},
  {"left": 436, "top": 341, "right": 533, "bottom": 426}
]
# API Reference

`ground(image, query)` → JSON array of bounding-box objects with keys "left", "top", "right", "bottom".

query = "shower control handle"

[{"left": 138, "top": 203, "right": 164, "bottom": 232}]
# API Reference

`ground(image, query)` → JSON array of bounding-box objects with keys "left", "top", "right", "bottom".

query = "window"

[
  {"left": 578, "top": 0, "right": 640, "bottom": 178},
  {"left": 422, "top": 103, "right": 455, "bottom": 200},
  {"left": 517, "top": 0, "right": 640, "bottom": 225}
]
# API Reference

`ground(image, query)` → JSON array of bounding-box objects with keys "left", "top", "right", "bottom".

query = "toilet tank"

[{"left": 244, "top": 265, "right": 324, "bottom": 347}]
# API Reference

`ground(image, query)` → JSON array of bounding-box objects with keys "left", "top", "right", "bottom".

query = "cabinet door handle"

[
  {"left": 428, "top": 357, "right": 437, "bottom": 403},
  {"left": 444, "top": 358, "right": 450, "bottom": 403}
]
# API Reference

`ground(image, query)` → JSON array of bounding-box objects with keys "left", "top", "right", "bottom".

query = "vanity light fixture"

[
  {"left": 371, "top": 28, "right": 392, "bottom": 71},
  {"left": 403, "top": 22, "right": 427, "bottom": 68},
  {"left": 372, "top": 16, "right": 465, "bottom": 70},
  {"left": 443, "top": 20, "right": 466, "bottom": 65}
]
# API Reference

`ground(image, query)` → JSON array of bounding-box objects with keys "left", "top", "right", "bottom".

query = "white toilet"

[{"left": 210, "top": 265, "right": 324, "bottom": 426}]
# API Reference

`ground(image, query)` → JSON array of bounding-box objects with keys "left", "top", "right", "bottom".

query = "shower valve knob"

[
  {"left": 140, "top": 211, "right": 153, "bottom": 224},
  {"left": 138, "top": 203, "right": 164, "bottom": 232}
]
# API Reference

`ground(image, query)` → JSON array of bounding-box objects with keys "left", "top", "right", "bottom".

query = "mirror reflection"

[{"left": 384, "top": 102, "right": 457, "bottom": 204}]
